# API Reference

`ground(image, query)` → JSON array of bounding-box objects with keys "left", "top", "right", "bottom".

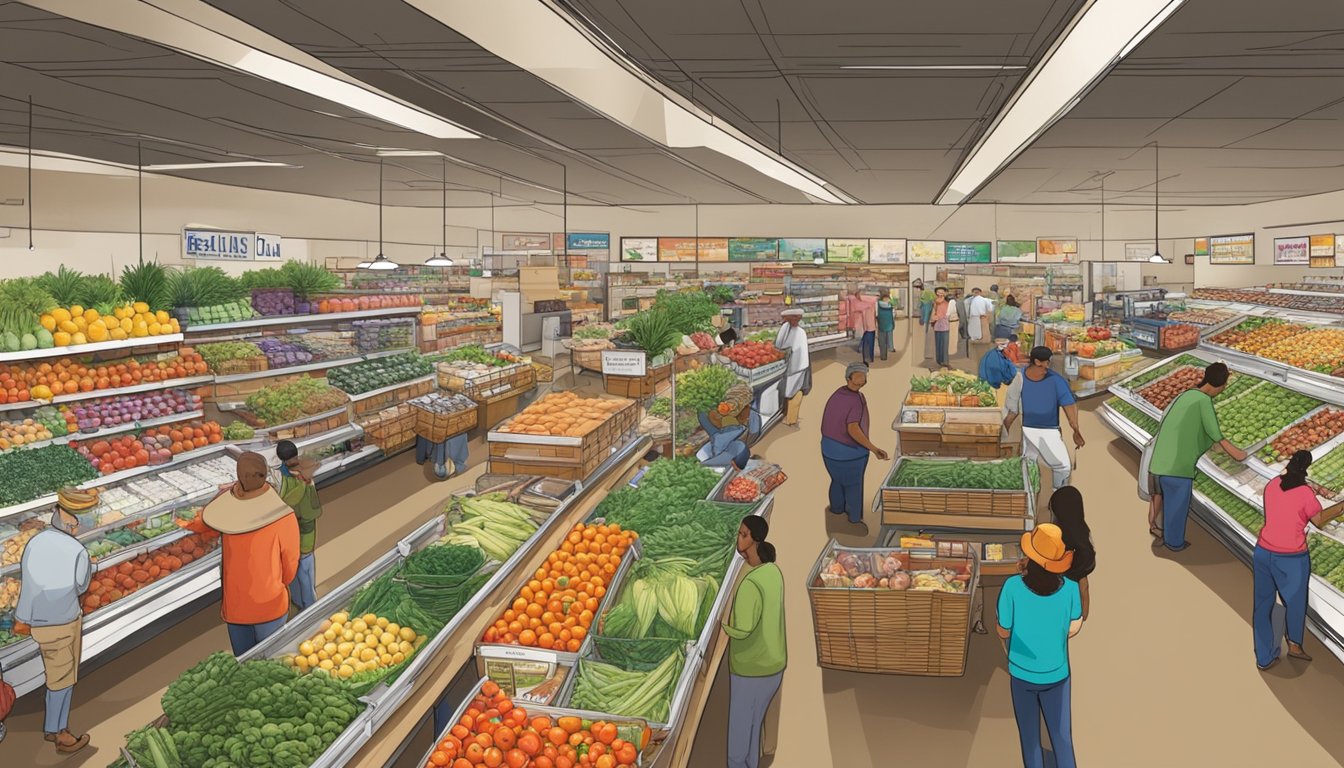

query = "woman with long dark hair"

[
  {"left": 997, "top": 524, "right": 1081, "bottom": 768},
  {"left": 723, "top": 517, "right": 786, "bottom": 768},
  {"left": 1254, "top": 451, "right": 1344, "bottom": 670},
  {"left": 994, "top": 294, "right": 1024, "bottom": 340},
  {"left": 1050, "top": 487, "right": 1096, "bottom": 620}
]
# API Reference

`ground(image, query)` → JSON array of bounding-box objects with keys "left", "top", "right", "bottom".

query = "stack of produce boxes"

[{"left": 488, "top": 393, "right": 639, "bottom": 481}]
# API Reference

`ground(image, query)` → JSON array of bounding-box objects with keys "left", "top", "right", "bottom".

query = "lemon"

[
  {"left": 338, "top": 665, "right": 355, "bottom": 679},
  {"left": 391, "top": 652, "right": 405, "bottom": 664},
  {"left": 307, "top": 654, "right": 320, "bottom": 668},
  {"left": 323, "top": 629, "right": 337, "bottom": 642},
  {"left": 398, "top": 641, "right": 414, "bottom": 656},
  {"left": 337, "top": 642, "right": 354, "bottom": 656},
  {"left": 380, "top": 632, "right": 396, "bottom": 647},
  {"left": 342, "top": 629, "right": 355, "bottom": 642},
  {"left": 362, "top": 614, "right": 378, "bottom": 626},
  {"left": 376, "top": 617, "right": 389, "bottom": 629},
  {"left": 354, "top": 632, "right": 365, "bottom": 644},
  {"left": 351, "top": 619, "right": 368, "bottom": 633},
  {"left": 294, "top": 656, "right": 310, "bottom": 671},
  {"left": 379, "top": 653, "right": 393, "bottom": 666},
  {"left": 385, "top": 623, "right": 401, "bottom": 637},
  {"left": 332, "top": 612, "right": 349, "bottom": 624},
  {"left": 360, "top": 648, "right": 377, "bottom": 662},
  {"left": 318, "top": 659, "right": 334, "bottom": 671},
  {"left": 299, "top": 641, "right": 315, "bottom": 656}
]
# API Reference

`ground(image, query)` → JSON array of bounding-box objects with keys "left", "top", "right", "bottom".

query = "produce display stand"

[
  {"left": 876, "top": 456, "right": 1036, "bottom": 536},
  {"left": 0, "top": 333, "right": 185, "bottom": 363},
  {"left": 487, "top": 398, "right": 640, "bottom": 481},
  {"left": 807, "top": 541, "right": 978, "bottom": 676},
  {"left": 894, "top": 408, "right": 1014, "bottom": 459},
  {"left": 1102, "top": 347, "right": 1344, "bottom": 667},
  {"left": 349, "top": 374, "right": 435, "bottom": 417},
  {"left": 604, "top": 362, "right": 673, "bottom": 399},
  {"left": 180, "top": 306, "right": 421, "bottom": 337}
]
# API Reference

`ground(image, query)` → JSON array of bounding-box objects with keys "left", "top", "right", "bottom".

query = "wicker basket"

[
  {"left": 352, "top": 377, "right": 434, "bottom": 417},
  {"left": 214, "top": 356, "right": 269, "bottom": 375},
  {"left": 881, "top": 457, "right": 1032, "bottom": 518},
  {"left": 808, "top": 540, "right": 977, "bottom": 676},
  {"left": 411, "top": 402, "right": 479, "bottom": 442},
  {"left": 532, "top": 362, "right": 554, "bottom": 382},
  {"left": 360, "top": 404, "right": 417, "bottom": 451},
  {"left": 438, "top": 362, "right": 537, "bottom": 402}
]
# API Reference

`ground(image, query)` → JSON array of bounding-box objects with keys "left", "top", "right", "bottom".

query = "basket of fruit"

[
  {"left": 715, "top": 341, "right": 787, "bottom": 384},
  {"left": 408, "top": 392, "right": 478, "bottom": 443},
  {"left": 808, "top": 540, "right": 977, "bottom": 676}
]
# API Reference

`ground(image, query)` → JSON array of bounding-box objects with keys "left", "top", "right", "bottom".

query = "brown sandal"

[{"left": 1149, "top": 526, "right": 1163, "bottom": 539}]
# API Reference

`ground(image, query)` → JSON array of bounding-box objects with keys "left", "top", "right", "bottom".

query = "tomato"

[
  {"left": 493, "top": 728, "right": 516, "bottom": 751},
  {"left": 547, "top": 727, "right": 569, "bottom": 747},
  {"left": 594, "top": 722, "right": 618, "bottom": 745},
  {"left": 428, "top": 750, "right": 451, "bottom": 767},
  {"left": 482, "top": 747, "right": 504, "bottom": 768},
  {"left": 517, "top": 731, "right": 543, "bottom": 757},
  {"left": 504, "top": 749, "right": 528, "bottom": 768}
]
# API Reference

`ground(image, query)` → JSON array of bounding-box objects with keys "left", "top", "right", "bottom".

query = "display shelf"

[
  {"left": 0, "top": 333, "right": 184, "bottom": 363},
  {"left": 82, "top": 444, "right": 228, "bottom": 490},
  {"left": 182, "top": 306, "right": 420, "bottom": 333},
  {"left": 211, "top": 347, "right": 414, "bottom": 384},
  {"left": 0, "top": 375, "right": 214, "bottom": 414},
  {"left": 9, "top": 409, "right": 205, "bottom": 453},
  {"left": 345, "top": 373, "right": 436, "bottom": 403}
]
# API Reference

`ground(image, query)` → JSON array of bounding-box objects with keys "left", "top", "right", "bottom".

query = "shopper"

[
  {"left": 979, "top": 336, "right": 1018, "bottom": 407},
  {"left": 931, "top": 287, "right": 955, "bottom": 369},
  {"left": 723, "top": 516, "right": 786, "bottom": 768},
  {"left": 876, "top": 289, "right": 896, "bottom": 361},
  {"left": 997, "top": 524, "right": 1082, "bottom": 768},
  {"left": 967, "top": 287, "right": 993, "bottom": 343},
  {"left": 995, "top": 295, "right": 1025, "bottom": 341},
  {"left": 1253, "top": 450, "right": 1344, "bottom": 670},
  {"left": 1051, "top": 487, "right": 1096, "bottom": 621},
  {"left": 1004, "top": 334, "right": 1025, "bottom": 366},
  {"left": 697, "top": 381, "right": 754, "bottom": 471},
  {"left": 915, "top": 278, "right": 933, "bottom": 326},
  {"left": 820, "top": 363, "right": 889, "bottom": 535},
  {"left": 852, "top": 288, "right": 877, "bottom": 365},
  {"left": 1004, "top": 347, "right": 1084, "bottom": 489},
  {"left": 276, "top": 439, "right": 323, "bottom": 612},
  {"left": 954, "top": 290, "right": 971, "bottom": 358},
  {"left": 1149, "top": 362, "right": 1248, "bottom": 552},
  {"left": 201, "top": 451, "right": 301, "bottom": 655},
  {"left": 775, "top": 307, "right": 810, "bottom": 427},
  {"left": 0, "top": 659, "right": 14, "bottom": 744},
  {"left": 15, "top": 502, "right": 92, "bottom": 754}
]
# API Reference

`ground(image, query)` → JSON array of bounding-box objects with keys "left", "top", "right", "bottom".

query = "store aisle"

[
  {"left": 688, "top": 319, "right": 1344, "bottom": 767},
  {"left": 4, "top": 452, "right": 484, "bottom": 766}
]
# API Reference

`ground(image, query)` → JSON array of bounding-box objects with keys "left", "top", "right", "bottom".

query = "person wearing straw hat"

[
  {"left": 997, "top": 524, "right": 1083, "bottom": 768},
  {"left": 774, "top": 307, "right": 810, "bottom": 427},
  {"left": 16, "top": 490, "right": 96, "bottom": 754}
]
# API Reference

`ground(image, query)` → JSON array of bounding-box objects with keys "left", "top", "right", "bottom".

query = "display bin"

[
  {"left": 212, "top": 355, "right": 269, "bottom": 376},
  {"left": 903, "top": 391, "right": 995, "bottom": 408},
  {"left": 410, "top": 401, "right": 478, "bottom": 442},
  {"left": 487, "top": 398, "right": 639, "bottom": 481},
  {"left": 532, "top": 361, "right": 554, "bottom": 382},
  {"left": 237, "top": 403, "right": 353, "bottom": 441},
  {"left": 880, "top": 456, "right": 1034, "bottom": 519},
  {"left": 604, "top": 363, "right": 672, "bottom": 399},
  {"left": 714, "top": 355, "right": 787, "bottom": 387},
  {"left": 553, "top": 643, "right": 698, "bottom": 732},
  {"left": 359, "top": 404, "right": 416, "bottom": 453},
  {"left": 1076, "top": 353, "right": 1125, "bottom": 381},
  {"left": 437, "top": 361, "right": 537, "bottom": 401},
  {"left": 807, "top": 541, "right": 977, "bottom": 676},
  {"left": 674, "top": 350, "right": 715, "bottom": 373},
  {"left": 350, "top": 376, "right": 434, "bottom": 417}
]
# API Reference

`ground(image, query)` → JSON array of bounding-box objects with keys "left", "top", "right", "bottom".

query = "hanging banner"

[
  {"left": 869, "top": 239, "right": 907, "bottom": 264},
  {"left": 254, "top": 233, "right": 283, "bottom": 261},
  {"left": 620, "top": 238, "right": 658, "bottom": 262},
  {"left": 996, "top": 240, "right": 1036, "bottom": 263},
  {"left": 501, "top": 233, "right": 552, "bottom": 251},
  {"left": 1209, "top": 234, "right": 1255, "bottom": 265},
  {"left": 566, "top": 233, "right": 609, "bottom": 252},
  {"left": 1036, "top": 238, "right": 1077, "bottom": 263},
  {"left": 183, "top": 228, "right": 254, "bottom": 260},
  {"left": 728, "top": 238, "right": 780, "bottom": 261},
  {"left": 698, "top": 238, "right": 729, "bottom": 262},
  {"left": 655, "top": 238, "right": 696, "bottom": 262},
  {"left": 826, "top": 239, "right": 868, "bottom": 264},
  {"left": 945, "top": 242, "right": 991, "bottom": 264},
  {"left": 1124, "top": 243, "right": 1156, "bottom": 262},
  {"left": 779, "top": 238, "right": 826, "bottom": 262},
  {"left": 1194, "top": 237, "right": 1210, "bottom": 256},
  {"left": 1310, "top": 235, "right": 1336, "bottom": 268},
  {"left": 908, "top": 240, "right": 946, "bottom": 263},
  {"left": 1273, "top": 236, "right": 1309, "bottom": 265}
]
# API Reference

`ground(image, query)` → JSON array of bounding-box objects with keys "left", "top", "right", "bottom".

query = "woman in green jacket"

[
  {"left": 723, "top": 516, "right": 785, "bottom": 768},
  {"left": 876, "top": 289, "right": 897, "bottom": 361},
  {"left": 276, "top": 439, "right": 323, "bottom": 610}
]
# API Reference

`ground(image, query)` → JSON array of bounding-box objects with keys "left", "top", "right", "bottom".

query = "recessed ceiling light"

[
  {"left": 143, "top": 161, "right": 296, "bottom": 170},
  {"left": 841, "top": 65, "right": 1026, "bottom": 71},
  {"left": 376, "top": 150, "right": 445, "bottom": 157},
  {"left": 936, "top": 0, "right": 1187, "bottom": 205}
]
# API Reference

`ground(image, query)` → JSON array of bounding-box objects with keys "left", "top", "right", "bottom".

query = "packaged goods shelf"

[{"left": 0, "top": 333, "right": 184, "bottom": 363}]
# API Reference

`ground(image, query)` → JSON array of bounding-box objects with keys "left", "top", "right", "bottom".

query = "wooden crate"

[
  {"left": 897, "top": 429, "right": 1015, "bottom": 459},
  {"left": 411, "top": 403, "right": 478, "bottom": 442},
  {"left": 359, "top": 404, "right": 417, "bottom": 451},
  {"left": 1077, "top": 355, "right": 1126, "bottom": 381},
  {"left": 487, "top": 398, "right": 638, "bottom": 481},
  {"left": 808, "top": 541, "right": 976, "bottom": 676},
  {"left": 351, "top": 378, "right": 434, "bottom": 417},
  {"left": 603, "top": 364, "right": 671, "bottom": 398},
  {"left": 439, "top": 362, "right": 537, "bottom": 402},
  {"left": 880, "top": 457, "right": 1032, "bottom": 519},
  {"left": 268, "top": 410, "right": 350, "bottom": 441},
  {"left": 213, "top": 356, "right": 269, "bottom": 376}
]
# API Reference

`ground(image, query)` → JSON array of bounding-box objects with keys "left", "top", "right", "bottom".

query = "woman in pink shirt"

[{"left": 1254, "top": 450, "right": 1344, "bottom": 670}]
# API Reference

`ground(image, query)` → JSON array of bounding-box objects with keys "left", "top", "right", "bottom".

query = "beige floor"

[{"left": 7, "top": 319, "right": 1344, "bottom": 767}]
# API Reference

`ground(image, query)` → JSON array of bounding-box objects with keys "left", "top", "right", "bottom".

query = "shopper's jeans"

[
  {"left": 860, "top": 331, "right": 875, "bottom": 363},
  {"left": 727, "top": 672, "right": 784, "bottom": 768},
  {"left": 821, "top": 439, "right": 869, "bottom": 524},
  {"left": 1253, "top": 546, "right": 1309, "bottom": 667},
  {"left": 1010, "top": 675, "right": 1075, "bottom": 768},
  {"left": 877, "top": 329, "right": 893, "bottom": 360},
  {"left": 44, "top": 684, "right": 73, "bottom": 734},
  {"left": 1158, "top": 475, "right": 1195, "bottom": 550},
  {"left": 289, "top": 552, "right": 317, "bottom": 611},
  {"left": 934, "top": 330, "right": 949, "bottom": 366},
  {"left": 227, "top": 615, "right": 288, "bottom": 657}
]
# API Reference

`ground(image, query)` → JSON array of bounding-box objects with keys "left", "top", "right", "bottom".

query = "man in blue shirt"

[{"left": 1003, "top": 347, "right": 1084, "bottom": 489}]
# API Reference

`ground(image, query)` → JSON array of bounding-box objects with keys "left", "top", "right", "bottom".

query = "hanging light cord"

[
  {"left": 1154, "top": 143, "right": 1159, "bottom": 254},
  {"left": 138, "top": 142, "right": 144, "bottom": 263},
  {"left": 441, "top": 157, "right": 447, "bottom": 255},
  {"left": 378, "top": 158, "right": 384, "bottom": 255},
  {"left": 27, "top": 96, "right": 33, "bottom": 250}
]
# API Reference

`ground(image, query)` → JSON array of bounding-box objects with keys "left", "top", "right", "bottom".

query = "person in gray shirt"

[{"left": 16, "top": 506, "right": 92, "bottom": 754}]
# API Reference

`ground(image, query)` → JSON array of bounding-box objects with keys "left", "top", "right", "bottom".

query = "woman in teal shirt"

[
  {"left": 997, "top": 524, "right": 1082, "bottom": 768},
  {"left": 723, "top": 516, "right": 785, "bottom": 768}
]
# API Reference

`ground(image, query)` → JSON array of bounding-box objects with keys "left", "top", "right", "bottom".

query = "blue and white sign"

[
  {"left": 184, "top": 228, "right": 253, "bottom": 260},
  {"left": 566, "top": 233, "right": 610, "bottom": 251},
  {"left": 255, "top": 233, "right": 283, "bottom": 260}
]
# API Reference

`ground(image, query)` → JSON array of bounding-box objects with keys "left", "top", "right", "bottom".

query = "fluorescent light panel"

[
  {"left": 842, "top": 65, "right": 1025, "bottom": 71},
  {"left": 937, "top": 0, "right": 1186, "bottom": 205},
  {"left": 28, "top": 0, "right": 477, "bottom": 140},
  {"left": 143, "top": 161, "right": 294, "bottom": 170},
  {"left": 376, "top": 150, "right": 445, "bottom": 157}
]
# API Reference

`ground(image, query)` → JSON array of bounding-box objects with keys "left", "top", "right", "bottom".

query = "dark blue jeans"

[
  {"left": 1010, "top": 675, "right": 1075, "bottom": 768},
  {"left": 822, "top": 452, "right": 868, "bottom": 523},
  {"left": 934, "top": 330, "right": 949, "bottom": 367},
  {"left": 1253, "top": 546, "right": 1309, "bottom": 667},
  {"left": 1158, "top": 475, "right": 1195, "bottom": 550},
  {"left": 227, "top": 615, "right": 287, "bottom": 657},
  {"left": 860, "top": 331, "right": 875, "bottom": 363}
]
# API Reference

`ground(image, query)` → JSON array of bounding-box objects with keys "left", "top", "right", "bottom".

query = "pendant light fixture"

[
  {"left": 362, "top": 158, "right": 400, "bottom": 270},
  {"left": 137, "top": 142, "right": 144, "bottom": 262},
  {"left": 1148, "top": 143, "right": 1168, "bottom": 264},
  {"left": 481, "top": 188, "right": 494, "bottom": 278},
  {"left": 26, "top": 96, "right": 34, "bottom": 251},
  {"left": 425, "top": 157, "right": 454, "bottom": 267}
]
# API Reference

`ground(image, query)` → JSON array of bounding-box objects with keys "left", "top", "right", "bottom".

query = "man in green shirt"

[
  {"left": 276, "top": 440, "right": 323, "bottom": 610},
  {"left": 723, "top": 517, "right": 785, "bottom": 768},
  {"left": 1149, "top": 362, "right": 1247, "bottom": 551}
]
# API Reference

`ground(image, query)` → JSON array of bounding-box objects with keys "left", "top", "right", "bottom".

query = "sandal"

[{"left": 1149, "top": 526, "right": 1163, "bottom": 539}]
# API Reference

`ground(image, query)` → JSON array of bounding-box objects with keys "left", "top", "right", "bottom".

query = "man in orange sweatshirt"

[{"left": 200, "top": 451, "right": 300, "bottom": 656}]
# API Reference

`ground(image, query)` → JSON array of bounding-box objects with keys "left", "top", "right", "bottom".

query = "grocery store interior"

[{"left": 5, "top": 1, "right": 1344, "bottom": 766}]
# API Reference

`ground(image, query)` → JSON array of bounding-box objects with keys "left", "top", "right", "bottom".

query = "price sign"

[{"left": 601, "top": 350, "right": 648, "bottom": 377}]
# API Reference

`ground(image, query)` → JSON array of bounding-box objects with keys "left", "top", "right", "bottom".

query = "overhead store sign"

[
  {"left": 908, "top": 240, "right": 945, "bottom": 263},
  {"left": 997, "top": 240, "right": 1036, "bottom": 263},
  {"left": 1310, "top": 235, "right": 1336, "bottom": 268},
  {"left": 1209, "top": 234, "right": 1254, "bottom": 265},
  {"left": 698, "top": 239, "right": 729, "bottom": 262},
  {"left": 826, "top": 239, "right": 868, "bottom": 264},
  {"left": 502, "top": 233, "right": 551, "bottom": 250},
  {"left": 779, "top": 238, "right": 825, "bottom": 262},
  {"left": 620, "top": 238, "right": 658, "bottom": 262},
  {"left": 566, "top": 233, "right": 609, "bottom": 251},
  {"left": 1274, "top": 236, "right": 1309, "bottom": 266},
  {"left": 183, "top": 228, "right": 254, "bottom": 260},
  {"left": 1124, "top": 242, "right": 1156, "bottom": 262},
  {"left": 255, "top": 233, "right": 283, "bottom": 260},
  {"left": 728, "top": 238, "right": 779, "bottom": 261},
  {"left": 1036, "top": 238, "right": 1077, "bottom": 263},
  {"left": 869, "top": 239, "right": 907, "bottom": 264},
  {"left": 945, "top": 242, "right": 991, "bottom": 264},
  {"left": 657, "top": 238, "right": 697, "bottom": 262}
]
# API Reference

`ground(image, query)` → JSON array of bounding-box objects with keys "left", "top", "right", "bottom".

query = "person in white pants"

[{"left": 1003, "top": 346, "right": 1084, "bottom": 489}]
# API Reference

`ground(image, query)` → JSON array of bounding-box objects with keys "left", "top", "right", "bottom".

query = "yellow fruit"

[
  {"left": 31, "top": 385, "right": 53, "bottom": 400},
  {"left": 317, "top": 649, "right": 330, "bottom": 661},
  {"left": 318, "top": 659, "right": 334, "bottom": 671},
  {"left": 87, "top": 323, "right": 108, "bottom": 342},
  {"left": 294, "top": 656, "right": 310, "bottom": 670},
  {"left": 120, "top": 318, "right": 133, "bottom": 333},
  {"left": 385, "top": 623, "right": 401, "bottom": 637},
  {"left": 307, "top": 653, "right": 320, "bottom": 667},
  {"left": 69, "top": 305, "right": 84, "bottom": 318},
  {"left": 362, "top": 614, "right": 378, "bottom": 626},
  {"left": 73, "top": 317, "right": 87, "bottom": 332},
  {"left": 398, "top": 626, "right": 416, "bottom": 642},
  {"left": 379, "top": 653, "right": 393, "bottom": 667},
  {"left": 170, "top": 319, "right": 181, "bottom": 332},
  {"left": 113, "top": 306, "right": 127, "bottom": 320},
  {"left": 39, "top": 315, "right": 56, "bottom": 332},
  {"left": 110, "top": 327, "right": 128, "bottom": 341},
  {"left": 391, "top": 652, "right": 405, "bottom": 664},
  {"left": 338, "top": 665, "right": 354, "bottom": 679},
  {"left": 398, "top": 640, "right": 413, "bottom": 656},
  {"left": 58, "top": 320, "right": 78, "bottom": 334},
  {"left": 70, "top": 332, "right": 87, "bottom": 346},
  {"left": 148, "top": 322, "right": 162, "bottom": 336},
  {"left": 133, "top": 301, "right": 150, "bottom": 314},
  {"left": 376, "top": 617, "right": 390, "bottom": 630},
  {"left": 337, "top": 641, "right": 354, "bottom": 656},
  {"left": 155, "top": 310, "right": 170, "bottom": 324},
  {"left": 322, "top": 629, "right": 337, "bottom": 642},
  {"left": 51, "top": 307, "right": 71, "bottom": 323},
  {"left": 322, "top": 641, "right": 337, "bottom": 655},
  {"left": 83, "top": 308, "right": 99, "bottom": 323},
  {"left": 281, "top": 655, "right": 295, "bottom": 667},
  {"left": 332, "top": 612, "right": 349, "bottom": 624},
  {"left": 359, "top": 647, "right": 377, "bottom": 662},
  {"left": 351, "top": 620, "right": 368, "bottom": 633},
  {"left": 298, "top": 641, "right": 314, "bottom": 656},
  {"left": 380, "top": 632, "right": 396, "bottom": 647},
  {"left": 132, "top": 322, "right": 149, "bottom": 338},
  {"left": 342, "top": 629, "right": 355, "bottom": 642}
]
